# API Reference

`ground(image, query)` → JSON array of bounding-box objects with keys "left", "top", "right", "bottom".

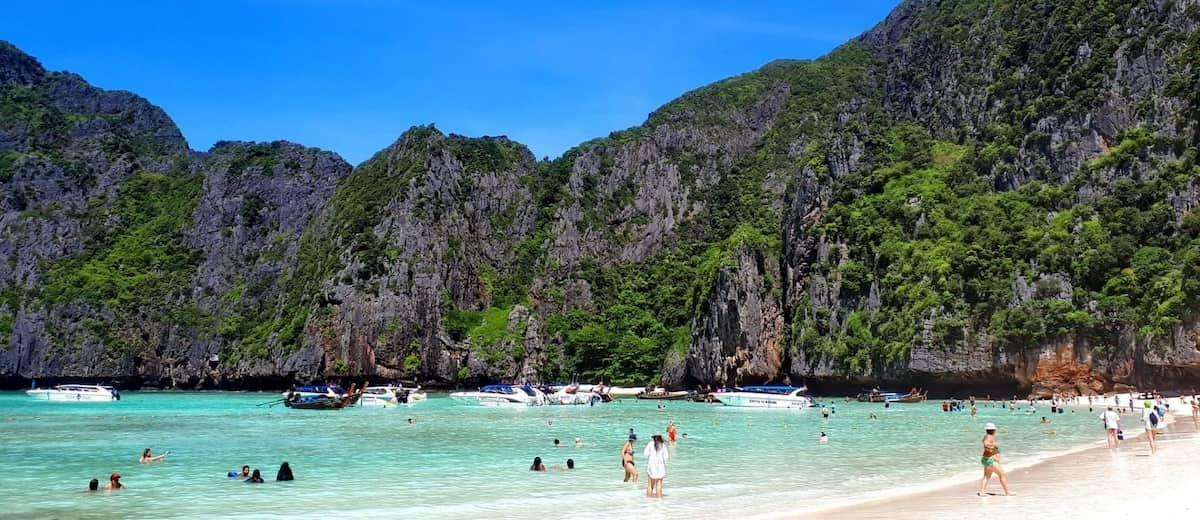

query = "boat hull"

[
  {"left": 450, "top": 394, "right": 535, "bottom": 407},
  {"left": 716, "top": 393, "right": 813, "bottom": 409},
  {"left": 283, "top": 392, "right": 361, "bottom": 410},
  {"left": 636, "top": 392, "right": 689, "bottom": 400},
  {"left": 25, "top": 387, "right": 118, "bottom": 402}
]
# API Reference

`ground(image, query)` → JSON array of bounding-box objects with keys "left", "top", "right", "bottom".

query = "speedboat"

[
  {"left": 450, "top": 384, "right": 546, "bottom": 407},
  {"left": 636, "top": 387, "right": 690, "bottom": 400},
  {"left": 548, "top": 384, "right": 605, "bottom": 405},
  {"left": 26, "top": 384, "right": 120, "bottom": 401},
  {"left": 714, "top": 386, "right": 813, "bottom": 408},
  {"left": 360, "top": 385, "right": 427, "bottom": 407},
  {"left": 604, "top": 386, "right": 645, "bottom": 398}
]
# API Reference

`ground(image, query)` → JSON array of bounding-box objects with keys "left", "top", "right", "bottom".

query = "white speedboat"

[
  {"left": 714, "top": 386, "right": 813, "bottom": 408},
  {"left": 26, "top": 384, "right": 120, "bottom": 401},
  {"left": 548, "top": 384, "right": 605, "bottom": 405},
  {"left": 605, "top": 386, "right": 646, "bottom": 398},
  {"left": 450, "top": 384, "right": 546, "bottom": 407},
  {"left": 360, "top": 385, "right": 427, "bottom": 407}
]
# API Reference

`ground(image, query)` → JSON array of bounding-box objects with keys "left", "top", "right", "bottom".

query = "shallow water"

[{"left": 0, "top": 392, "right": 1118, "bottom": 519}]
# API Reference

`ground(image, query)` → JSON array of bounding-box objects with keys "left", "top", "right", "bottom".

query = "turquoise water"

[{"left": 0, "top": 392, "right": 1115, "bottom": 519}]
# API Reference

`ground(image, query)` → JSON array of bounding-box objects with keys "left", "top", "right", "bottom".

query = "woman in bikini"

[
  {"left": 977, "top": 423, "right": 1012, "bottom": 496},
  {"left": 621, "top": 439, "right": 638, "bottom": 482}
]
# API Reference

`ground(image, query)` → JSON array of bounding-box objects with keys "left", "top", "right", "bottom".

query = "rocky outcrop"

[{"left": 667, "top": 244, "right": 784, "bottom": 386}]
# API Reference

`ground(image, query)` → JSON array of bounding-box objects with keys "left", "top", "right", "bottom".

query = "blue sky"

[{"left": 6, "top": 1, "right": 900, "bottom": 165}]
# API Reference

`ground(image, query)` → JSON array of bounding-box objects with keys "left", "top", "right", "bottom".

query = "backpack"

[{"left": 1149, "top": 411, "right": 1159, "bottom": 426}]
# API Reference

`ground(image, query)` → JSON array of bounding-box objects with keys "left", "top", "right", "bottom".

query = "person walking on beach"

[
  {"left": 644, "top": 432, "right": 669, "bottom": 498},
  {"left": 1191, "top": 396, "right": 1198, "bottom": 430},
  {"left": 1142, "top": 402, "right": 1159, "bottom": 454},
  {"left": 1102, "top": 407, "right": 1121, "bottom": 449},
  {"left": 977, "top": 423, "right": 1012, "bottom": 496},
  {"left": 622, "top": 439, "right": 638, "bottom": 482}
]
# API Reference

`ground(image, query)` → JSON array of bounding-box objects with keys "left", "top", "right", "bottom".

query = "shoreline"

[{"left": 791, "top": 414, "right": 1199, "bottom": 519}]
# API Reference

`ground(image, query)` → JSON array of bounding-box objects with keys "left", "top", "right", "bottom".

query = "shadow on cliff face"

[{"left": 804, "top": 372, "right": 1027, "bottom": 400}]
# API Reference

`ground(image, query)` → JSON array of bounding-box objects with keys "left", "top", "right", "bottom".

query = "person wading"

[{"left": 643, "top": 432, "right": 669, "bottom": 498}]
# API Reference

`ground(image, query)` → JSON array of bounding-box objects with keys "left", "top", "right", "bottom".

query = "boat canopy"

[
  {"left": 737, "top": 385, "right": 806, "bottom": 394},
  {"left": 294, "top": 384, "right": 342, "bottom": 393}
]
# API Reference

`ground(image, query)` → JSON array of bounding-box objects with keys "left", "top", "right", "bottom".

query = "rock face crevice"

[
  {"left": 667, "top": 245, "right": 785, "bottom": 387},
  {"left": 5, "top": 0, "right": 1200, "bottom": 393}
]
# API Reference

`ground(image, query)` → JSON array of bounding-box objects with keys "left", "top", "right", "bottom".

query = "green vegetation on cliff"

[
  {"left": 40, "top": 171, "right": 203, "bottom": 311},
  {"left": 6, "top": 0, "right": 1200, "bottom": 387}
]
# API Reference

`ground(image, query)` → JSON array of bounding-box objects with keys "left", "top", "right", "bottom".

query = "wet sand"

[{"left": 797, "top": 415, "right": 1200, "bottom": 520}]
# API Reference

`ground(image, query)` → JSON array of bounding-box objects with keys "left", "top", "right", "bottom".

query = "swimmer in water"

[
  {"left": 246, "top": 469, "right": 265, "bottom": 483},
  {"left": 139, "top": 448, "right": 169, "bottom": 463},
  {"left": 819, "top": 431, "right": 828, "bottom": 443},
  {"left": 554, "top": 438, "right": 562, "bottom": 448},
  {"left": 531, "top": 457, "right": 546, "bottom": 471},
  {"left": 575, "top": 437, "right": 584, "bottom": 448},
  {"left": 106, "top": 473, "right": 124, "bottom": 491},
  {"left": 81, "top": 479, "right": 99, "bottom": 493}
]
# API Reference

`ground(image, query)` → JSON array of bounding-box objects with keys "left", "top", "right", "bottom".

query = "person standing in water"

[
  {"left": 977, "top": 423, "right": 1012, "bottom": 496},
  {"left": 276, "top": 462, "right": 294, "bottom": 481},
  {"left": 644, "top": 432, "right": 669, "bottom": 498},
  {"left": 621, "top": 439, "right": 638, "bottom": 482},
  {"left": 667, "top": 421, "right": 677, "bottom": 443}
]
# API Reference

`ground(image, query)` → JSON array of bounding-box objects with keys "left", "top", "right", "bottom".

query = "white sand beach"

[{"left": 798, "top": 413, "right": 1200, "bottom": 520}]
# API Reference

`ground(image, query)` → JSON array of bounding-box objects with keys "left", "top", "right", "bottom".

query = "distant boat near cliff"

[{"left": 26, "top": 384, "right": 120, "bottom": 402}]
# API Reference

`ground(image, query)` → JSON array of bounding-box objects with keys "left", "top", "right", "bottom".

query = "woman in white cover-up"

[{"left": 643, "top": 432, "right": 669, "bottom": 498}]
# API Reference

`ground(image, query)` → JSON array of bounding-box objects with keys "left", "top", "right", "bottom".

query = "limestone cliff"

[{"left": 4, "top": 0, "right": 1200, "bottom": 395}]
